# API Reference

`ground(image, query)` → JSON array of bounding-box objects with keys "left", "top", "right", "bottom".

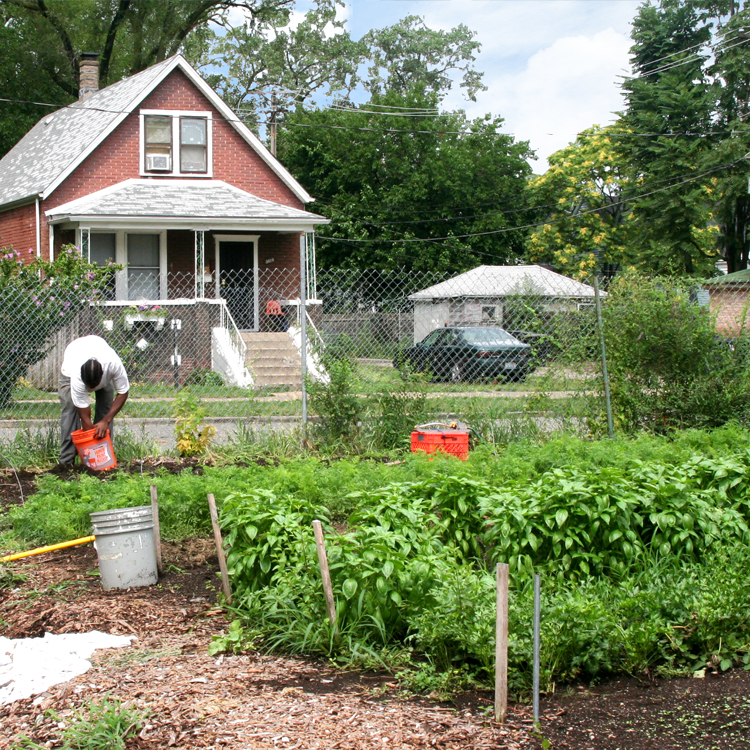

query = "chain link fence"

[
  {"left": 6, "top": 263, "right": 748, "bottom": 447},
  {"left": 0, "top": 264, "right": 611, "bottom": 443}
]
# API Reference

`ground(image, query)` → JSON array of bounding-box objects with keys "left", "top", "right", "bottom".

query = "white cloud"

[
  {"left": 490, "top": 28, "right": 632, "bottom": 169},
  {"left": 440, "top": 26, "right": 632, "bottom": 171}
]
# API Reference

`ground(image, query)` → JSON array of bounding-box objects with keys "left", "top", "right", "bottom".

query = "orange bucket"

[{"left": 71, "top": 428, "right": 117, "bottom": 471}]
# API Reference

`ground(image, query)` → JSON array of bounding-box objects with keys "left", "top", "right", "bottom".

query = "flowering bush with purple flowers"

[{"left": 0, "top": 244, "right": 120, "bottom": 406}]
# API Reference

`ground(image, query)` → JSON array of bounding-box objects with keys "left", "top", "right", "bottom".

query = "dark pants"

[{"left": 58, "top": 376, "right": 115, "bottom": 464}]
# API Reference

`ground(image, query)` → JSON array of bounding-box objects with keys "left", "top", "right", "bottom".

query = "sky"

[{"left": 328, "top": 0, "right": 643, "bottom": 172}]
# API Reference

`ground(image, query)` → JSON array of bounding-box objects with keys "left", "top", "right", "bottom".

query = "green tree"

[
  {"left": 526, "top": 125, "right": 634, "bottom": 278},
  {"left": 279, "top": 88, "right": 533, "bottom": 272},
  {"left": 361, "top": 15, "right": 485, "bottom": 101},
  {"left": 198, "top": 0, "right": 365, "bottom": 131},
  {"left": 619, "top": 0, "right": 720, "bottom": 276},
  {"left": 0, "top": 0, "right": 293, "bottom": 156},
  {"left": 704, "top": 7, "right": 750, "bottom": 273}
]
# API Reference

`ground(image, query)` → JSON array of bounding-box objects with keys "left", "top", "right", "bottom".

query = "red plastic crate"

[{"left": 411, "top": 428, "right": 469, "bottom": 460}]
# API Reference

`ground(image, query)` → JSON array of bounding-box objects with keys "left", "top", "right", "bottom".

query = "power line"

[
  {"left": 0, "top": 96, "right": 513, "bottom": 139},
  {"left": 314, "top": 159, "right": 740, "bottom": 249},
  {"left": 628, "top": 36, "right": 748, "bottom": 81},
  {"left": 575, "top": 129, "right": 746, "bottom": 138}
]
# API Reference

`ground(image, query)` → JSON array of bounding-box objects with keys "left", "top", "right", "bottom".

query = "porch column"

[
  {"left": 78, "top": 227, "right": 90, "bottom": 261},
  {"left": 306, "top": 232, "right": 317, "bottom": 301},
  {"left": 194, "top": 230, "right": 205, "bottom": 300}
]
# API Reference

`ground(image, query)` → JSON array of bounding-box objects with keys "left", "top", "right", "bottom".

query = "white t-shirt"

[{"left": 61, "top": 336, "right": 130, "bottom": 409}]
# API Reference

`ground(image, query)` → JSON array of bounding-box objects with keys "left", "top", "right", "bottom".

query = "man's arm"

[{"left": 78, "top": 392, "right": 129, "bottom": 438}]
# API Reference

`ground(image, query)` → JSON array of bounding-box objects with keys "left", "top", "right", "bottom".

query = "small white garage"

[{"left": 408, "top": 264, "right": 600, "bottom": 343}]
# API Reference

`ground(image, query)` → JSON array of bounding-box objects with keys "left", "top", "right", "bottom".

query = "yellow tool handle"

[{"left": 1, "top": 535, "right": 96, "bottom": 563}]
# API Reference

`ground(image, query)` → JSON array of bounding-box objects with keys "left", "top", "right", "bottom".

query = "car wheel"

[
  {"left": 508, "top": 368, "right": 528, "bottom": 384},
  {"left": 450, "top": 363, "right": 463, "bottom": 383}
]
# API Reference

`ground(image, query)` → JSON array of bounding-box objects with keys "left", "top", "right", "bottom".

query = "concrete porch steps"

[{"left": 241, "top": 331, "right": 303, "bottom": 387}]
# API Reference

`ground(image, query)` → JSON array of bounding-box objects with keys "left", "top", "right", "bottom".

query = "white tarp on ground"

[{"left": 0, "top": 631, "right": 132, "bottom": 704}]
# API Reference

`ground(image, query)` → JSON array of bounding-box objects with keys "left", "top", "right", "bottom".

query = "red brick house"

[{"left": 0, "top": 54, "right": 327, "bottom": 388}]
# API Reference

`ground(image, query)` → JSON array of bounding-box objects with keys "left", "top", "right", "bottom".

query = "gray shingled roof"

[
  {"left": 409, "top": 265, "right": 600, "bottom": 300},
  {"left": 0, "top": 59, "right": 174, "bottom": 206},
  {"left": 46, "top": 179, "right": 327, "bottom": 223},
  {"left": 0, "top": 55, "right": 312, "bottom": 207}
]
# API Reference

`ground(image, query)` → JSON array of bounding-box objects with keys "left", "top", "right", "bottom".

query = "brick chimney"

[{"left": 79, "top": 53, "right": 100, "bottom": 100}]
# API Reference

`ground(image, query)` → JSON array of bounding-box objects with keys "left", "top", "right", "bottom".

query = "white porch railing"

[
  {"left": 212, "top": 301, "right": 253, "bottom": 387},
  {"left": 220, "top": 301, "right": 247, "bottom": 362}
]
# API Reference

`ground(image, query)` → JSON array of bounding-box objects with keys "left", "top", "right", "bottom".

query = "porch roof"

[{"left": 45, "top": 179, "right": 329, "bottom": 231}]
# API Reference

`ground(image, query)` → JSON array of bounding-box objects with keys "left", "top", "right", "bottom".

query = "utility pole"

[{"left": 270, "top": 92, "right": 277, "bottom": 157}]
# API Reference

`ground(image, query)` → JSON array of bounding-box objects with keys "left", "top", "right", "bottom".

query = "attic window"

[
  {"left": 140, "top": 110, "right": 211, "bottom": 176},
  {"left": 180, "top": 118, "right": 207, "bottom": 172},
  {"left": 144, "top": 115, "right": 172, "bottom": 171}
]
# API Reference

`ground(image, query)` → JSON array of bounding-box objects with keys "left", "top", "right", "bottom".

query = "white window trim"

[{"left": 139, "top": 109, "right": 213, "bottom": 178}]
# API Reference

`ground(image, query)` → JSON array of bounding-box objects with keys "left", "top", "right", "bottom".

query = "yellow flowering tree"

[{"left": 526, "top": 125, "right": 635, "bottom": 279}]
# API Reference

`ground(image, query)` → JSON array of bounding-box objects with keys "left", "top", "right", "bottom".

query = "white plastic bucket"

[{"left": 90, "top": 506, "right": 158, "bottom": 590}]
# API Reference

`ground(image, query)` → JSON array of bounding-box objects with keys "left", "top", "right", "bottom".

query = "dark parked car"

[{"left": 395, "top": 326, "right": 533, "bottom": 382}]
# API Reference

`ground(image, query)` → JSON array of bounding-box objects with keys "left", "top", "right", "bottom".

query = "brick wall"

[
  {"left": 21, "top": 67, "right": 308, "bottom": 263},
  {"left": 0, "top": 203, "right": 36, "bottom": 253},
  {"left": 709, "top": 286, "right": 750, "bottom": 336}
]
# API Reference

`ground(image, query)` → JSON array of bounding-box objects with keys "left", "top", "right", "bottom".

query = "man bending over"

[{"left": 58, "top": 335, "right": 130, "bottom": 468}]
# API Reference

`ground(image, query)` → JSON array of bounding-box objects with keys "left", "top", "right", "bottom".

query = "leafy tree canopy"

[
  {"left": 279, "top": 88, "right": 533, "bottom": 272},
  {"left": 0, "top": 0, "right": 293, "bottom": 156},
  {"left": 196, "top": 0, "right": 365, "bottom": 130},
  {"left": 617, "top": 0, "right": 748, "bottom": 275},
  {"left": 361, "top": 15, "right": 485, "bottom": 101},
  {"left": 526, "top": 125, "right": 635, "bottom": 278}
]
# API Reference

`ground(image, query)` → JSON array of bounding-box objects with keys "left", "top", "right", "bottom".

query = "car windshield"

[{"left": 460, "top": 328, "right": 522, "bottom": 346}]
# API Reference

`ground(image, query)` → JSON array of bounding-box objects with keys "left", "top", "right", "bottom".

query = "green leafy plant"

[
  {"left": 173, "top": 389, "right": 216, "bottom": 456},
  {"left": 14, "top": 695, "right": 148, "bottom": 750},
  {"left": 208, "top": 618, "right": 262, "bottom": 655},
  {"left": 307, "top": 352, "right": 362, "bottom": 447},
  {"left": 368, "top": 369, "right": 428, "bottom": 450},
  {"left": 184, "top": 368, "right": 226, "bottom": 387},
  {"left": 602, "top": 273, "right": 750, "bottom": 433}
]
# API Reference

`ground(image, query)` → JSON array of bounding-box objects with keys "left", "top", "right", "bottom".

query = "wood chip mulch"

[{"left": 0, "top": 542, "right": 535, "bottom": 749}]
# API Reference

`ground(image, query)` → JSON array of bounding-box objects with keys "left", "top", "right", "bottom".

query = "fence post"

[
  {"left": 593, "top": 274, "right": 614, "bottom": 439},
  {"left": 533, "top": 573, "right": 541, "bottom": 725},
  {"left": 207, "top": 493, "right": 232, "bottom": 605},
  {"left": 494, "top": 562, "right": 509, "bottom": 724},
  {"left": 312, "top": 519, "right": 337, "bottom": 632},
  {"left": 150, "top": 484, "right": 163, "bottom": 576},
  {"left": 300, "top": 235, "right": 308, "bottom": 436}
]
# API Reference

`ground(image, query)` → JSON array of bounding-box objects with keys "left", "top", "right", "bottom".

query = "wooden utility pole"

[{"left": 270, "top": 92, "right": 277, "bottom": 157}]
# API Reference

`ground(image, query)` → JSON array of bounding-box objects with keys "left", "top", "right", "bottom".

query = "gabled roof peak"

[{"left": 0, "top": 55, "right": 311, "bottom": 207}]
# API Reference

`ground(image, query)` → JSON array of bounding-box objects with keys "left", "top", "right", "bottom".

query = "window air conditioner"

[{"left": 146, "top": 154, "right": 171, "bottom": 171}]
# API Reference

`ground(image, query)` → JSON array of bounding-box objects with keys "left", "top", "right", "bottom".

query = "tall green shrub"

[
  {"left": 0, "top": 244, "right": 117, "bottom": 407},
  {"left": 602, "top": 272, "right": 750, "bottom": 432},
  {"left": 307, "top": 352, "right": 362, "bottom": 446}
]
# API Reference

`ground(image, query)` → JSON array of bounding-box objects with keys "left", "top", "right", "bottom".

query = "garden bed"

[
  {"left": 1, "top": 541, "right": 749, "bottom": 749},
  {"left": 0, "top": 542, "right": 534, "bottom": 749}
]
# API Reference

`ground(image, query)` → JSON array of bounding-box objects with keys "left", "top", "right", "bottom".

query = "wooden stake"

[
  {"left": 495, "top": 562, "right": 509, "bottom": 724},
  {"left": 150, "top": 485, "right": 163, "bottom": 576},
  {"left": 312, "top": 520, "right": 337, "bottom": 630},
  {"left": 207, "top": 493, "right": 232, "bottom": 605}
]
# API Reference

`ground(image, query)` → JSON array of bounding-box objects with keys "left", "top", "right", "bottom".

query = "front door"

[{"left": 219, "top": 241, "right": 256, "bottom": 330}]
